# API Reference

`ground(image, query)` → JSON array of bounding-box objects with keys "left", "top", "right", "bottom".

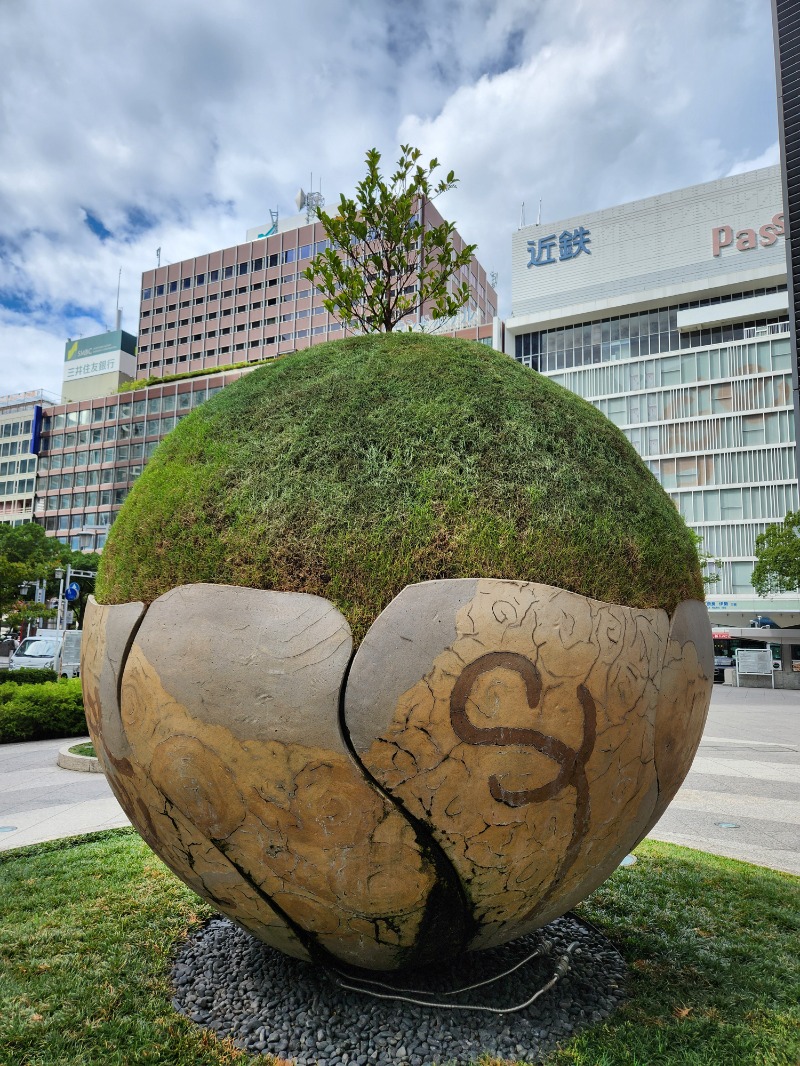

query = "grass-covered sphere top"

[{"left": 97, "top": 334, "right": 704, "bottom": 642}]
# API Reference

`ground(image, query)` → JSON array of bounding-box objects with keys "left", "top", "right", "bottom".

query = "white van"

[{"left": 9, "top": 631, "right": 82, "bottom": 678}]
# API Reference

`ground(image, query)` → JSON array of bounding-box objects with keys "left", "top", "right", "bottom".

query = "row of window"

[
  {"left": 514, "top": 287, "right": 789, "bottom": 366},
  {"left": 625, "top": 409, "right": 795, "bottom": 457},
  {"left": 39, "top": 436, "right": 164, "bottom": 473},
  {"left": 43, "top": 510, "right": 117, "bottom": 532},
  {"left": 42, "top": 387, "right": 228, "bottom": 437},
  {"left": 670, "top": 482, "right": 799, "bottom": 525},
  {"left": 705, "top": 558, "right": 763, "bottom": 596},
  {"left": 0, "top": 440, "right": 25, "bottom": 457},
  {"left": 43, "top": 454, "right": 144, "bottom": 483},
  {"left": 141, "top": 244, "right": 332, "bottom": 299},
  {"left": 139, "top": 322, "right": 342, "bottom": 354},
  {"left": 140, "top": 286, "right": 316, "bottom": 325},
  {"left": 648, "top": 446, "right": 796, "bottom": 489},
  {"left": 595, "top": 373, "right": 792, "bottom": 427},
  {"left": 0, "top": 458, "right": 35, "bottom": 476},
  {"left": 0, "top": 478, "right": 34, "bottom": 497},
  {"left": 683, "top": 519, "right": 797, "bottom": 581},
  {"left": 140, "top": 301, "right": 328, "bottom": 334},
  {"left": 44, "top": 485, "right": 134, "bottom": 511},
  {"left": 548, "top": 338, "right": 793, "bottom": 397},
  {"left": 0, "top": 420, "right": 32, "bottom": 438}
]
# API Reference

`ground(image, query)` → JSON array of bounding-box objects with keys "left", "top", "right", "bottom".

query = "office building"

[
  {"left": 0, "top": 391, "right": 51, "bottom": 526},
  {"left": 135, "top": 199, "right": 498, "bottom": 380},
  {"left": 34, "top": 200, "right": 499, "bottom": 541},
  {"left": 507, "top": 165, "right": 798, "bottom": 628}
]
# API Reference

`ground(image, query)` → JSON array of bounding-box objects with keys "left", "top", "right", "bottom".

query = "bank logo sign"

[
  {"left": 64, "top": 330, "right": 122, "bottom": 363},
  {"left": 527, "top": 226, "right": 591, "bottom": 268}
]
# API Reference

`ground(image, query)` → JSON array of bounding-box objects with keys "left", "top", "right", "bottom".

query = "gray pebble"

[{"left": 170, "top": 913, "right": 626, "bottom": 1064}]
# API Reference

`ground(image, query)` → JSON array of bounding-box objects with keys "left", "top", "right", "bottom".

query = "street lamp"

[{"left": 54, "top": 567, "right": 65, "bottom": 633}]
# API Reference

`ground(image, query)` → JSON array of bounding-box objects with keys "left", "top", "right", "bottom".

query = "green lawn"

[
  {"left": 67, "top": 741, "right": 96, "bottom": 759},
  {"left": 0, "top": 832, "right": 796, "bottom": 1065}
]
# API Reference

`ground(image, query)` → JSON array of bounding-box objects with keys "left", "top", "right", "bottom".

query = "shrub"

[
  {"left": 3, "top": 667, "right": 57, "bottom": 685},
  {"left": 98, "top": 334, "right": 704, "bottom": 646},
  {"left": 0, "top": 679, "right": 86, "bottom": 743}
]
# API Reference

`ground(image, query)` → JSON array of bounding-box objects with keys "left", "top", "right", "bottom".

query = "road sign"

[{"left": 64, "top": 582, "right": 80, "bottom": 602}]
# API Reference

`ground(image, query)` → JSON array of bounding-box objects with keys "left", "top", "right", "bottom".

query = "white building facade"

[
  {"left": 0, "top": 391, "right": 47, "bottom": 527},
  {"left": 507, "top": 166, "right": 799, "bottom": 628}
]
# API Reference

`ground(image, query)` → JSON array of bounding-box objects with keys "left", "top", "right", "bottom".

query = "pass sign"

[{"left": 64, "top": 582, "right": 81, "bottom": 602}]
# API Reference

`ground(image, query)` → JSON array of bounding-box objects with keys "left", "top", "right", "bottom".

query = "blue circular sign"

[{"left": 64, "top": 582, "right": 80, "bottom": 602}]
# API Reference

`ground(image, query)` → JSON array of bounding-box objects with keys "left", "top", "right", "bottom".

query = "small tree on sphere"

[
  {"left": 751, "top": 510, "right": 800, "bottom": 595},
  {"left": 302, "top": 145, "right": 477, "bottom": 334}
]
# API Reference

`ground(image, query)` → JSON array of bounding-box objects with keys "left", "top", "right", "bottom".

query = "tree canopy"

[
  {"left": 751, "top": 510, "right": 800, "bottom": 595},
  {"left": 302, "top": 145, "right": 476, "bottom": 334},
  {"left": 0, "top": 523, "right": 98, "bottom": 628}
]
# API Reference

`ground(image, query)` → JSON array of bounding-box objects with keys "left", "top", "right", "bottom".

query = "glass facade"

[
  {"left": 35, "top": 371, "right": 246, "bottom": 549},
  {"left": 514, "top": 306, "right": 798, "bottom": 598}
]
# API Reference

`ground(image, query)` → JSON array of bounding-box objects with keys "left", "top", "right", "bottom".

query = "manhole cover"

[{"left": 715, "top": 822, "right": 740, "bottom": 829}]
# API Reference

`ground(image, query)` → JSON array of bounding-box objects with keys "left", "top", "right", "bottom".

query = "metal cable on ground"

[
  {"left": 328, "top": 942, "right": 580, "bottom": 1014},
  {"left": 332, "top": 938, "right": 554, "bottom": 997}
]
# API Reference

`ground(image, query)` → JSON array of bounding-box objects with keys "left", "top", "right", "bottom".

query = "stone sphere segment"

[
  {"left": 344, "top": 579, "right": 712, "bottom": 949},
  {"left": 83, "top": 579, "right": 712, "bottom": 971}
]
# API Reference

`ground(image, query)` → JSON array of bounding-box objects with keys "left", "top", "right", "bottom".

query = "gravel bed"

[{"left": 171, "top": 914, "right": 626, "bottom": 1064}]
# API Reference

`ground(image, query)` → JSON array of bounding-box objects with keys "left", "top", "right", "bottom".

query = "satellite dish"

[{"left": 295, "top": 188, "right": 306, "bottom": 211}]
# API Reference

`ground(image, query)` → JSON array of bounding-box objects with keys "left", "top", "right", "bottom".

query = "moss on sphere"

[{"left": 97, "top": 334, "right": 704, "bottom": 642}]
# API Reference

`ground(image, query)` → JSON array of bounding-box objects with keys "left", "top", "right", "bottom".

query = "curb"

[{"left": 57, "top": 740, "right": 102, "bottom": 773}]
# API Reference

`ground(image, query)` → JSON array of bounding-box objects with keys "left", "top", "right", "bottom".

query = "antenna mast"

[{"left": 114, "top": 268, "right": 122, "bottom": 331}]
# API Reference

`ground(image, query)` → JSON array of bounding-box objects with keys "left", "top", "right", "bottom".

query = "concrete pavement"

[
  {"left": 0, "top": 736, "right": 129, "bottom": 851},
  {"left": 0, "top": 685, "right": 798, "bottom": 875},
  {"left": 647, "top": 684, "right": 800, "bottom": 874}
]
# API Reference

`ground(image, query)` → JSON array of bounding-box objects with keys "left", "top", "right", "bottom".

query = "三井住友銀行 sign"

[{"left": 527, "top": 227, "right": 591, "bottom": 267}]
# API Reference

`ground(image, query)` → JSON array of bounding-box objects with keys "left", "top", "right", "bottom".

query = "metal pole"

[{"left": 54, "top": 568, "right": 65, "bottom": 676}]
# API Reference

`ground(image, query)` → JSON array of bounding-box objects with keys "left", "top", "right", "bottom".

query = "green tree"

[
  {"left": 751, "top": 510, "right": 800, "bottom": 595},
  {"left": 0, "top": 524, "right": 98, "bottom": 628},
  {"left": 302, "top": 145, "right": 477, "bottom": 334}
]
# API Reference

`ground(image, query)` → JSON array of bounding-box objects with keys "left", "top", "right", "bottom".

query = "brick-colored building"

[
  {"left": 34, "top": 203, "right": 500, "bottom": 544},
  {"left": 135, "top": 200, "right": 498, "bottom": 380}
]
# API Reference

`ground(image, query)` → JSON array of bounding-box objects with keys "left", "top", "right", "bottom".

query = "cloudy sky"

[{"left": 0, "top": 0, "right": 780, "bottom": 399}]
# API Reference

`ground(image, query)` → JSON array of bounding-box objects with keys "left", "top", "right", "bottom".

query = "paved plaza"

[{"left": 0, "top": 683, "right": 798, "bottom": 875}]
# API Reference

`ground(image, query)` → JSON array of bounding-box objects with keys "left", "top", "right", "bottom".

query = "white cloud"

[{"left": 0, "top": 0, "right": 779, "bottom": 397}]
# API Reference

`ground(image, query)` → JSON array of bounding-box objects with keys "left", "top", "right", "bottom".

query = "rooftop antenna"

[
  {"left": 257, "top": 210, "right": 279, "bottom": 239},
  {"left": 297, "top": 171, "right": 325, "bottom": 223},
  {"left": 537, "top": 198, "right": 542, "bottom": 225},
  {"left": 519, "top": 201, "right": 525, "bottom": 229},
  {"left": 114, "top": 268, "right": 122, "bottom": 331},
  {"left": 156, "top": 247, "right": 161, "bottom": 267}
]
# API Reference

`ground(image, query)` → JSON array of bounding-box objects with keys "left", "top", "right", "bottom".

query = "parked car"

[
  {"left": 0, "top": 636, "right": 18, "bottom": 657},
  {"left": 714, "top": 653, "right": 733, "bottom": 683},
  {"left": 9, "top": 631, "right": 82, "bottom": 678}
]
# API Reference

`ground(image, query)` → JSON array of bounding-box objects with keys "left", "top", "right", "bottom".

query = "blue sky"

[{"left": 0, "top": 0, "right": 780, "bottom": 399}]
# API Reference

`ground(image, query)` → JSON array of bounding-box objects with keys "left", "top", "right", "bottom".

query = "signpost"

[{"left": 735, "top": 648, "right": 775, "bottom": 688}]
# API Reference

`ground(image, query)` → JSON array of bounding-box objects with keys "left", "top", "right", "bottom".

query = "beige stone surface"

[
  {"left": 82, "top": 596, "right": 310, "bottom": 962},
  {"left": 83, "top": 577, "right": 712, "bottom": 970},
  {"left": 638, "top": 598, "right": 714, "bottom": 837},
  {"left": 345, "top": 579, "right": 697, "bottom": 950},
  {"left": 83, "top": 590, "right": 456, "bottom": 970}
]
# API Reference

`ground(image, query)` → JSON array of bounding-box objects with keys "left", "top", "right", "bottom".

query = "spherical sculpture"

[{"left": 83, "top": 335, "right": 713, "bottom": 971}]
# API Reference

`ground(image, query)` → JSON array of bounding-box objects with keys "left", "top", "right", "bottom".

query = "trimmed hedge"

[
  {"left": 2, "top": 667, "right": 57, "bottom": 685},
  {"left": 0, "top": 679, "right": 87, "bottom": 743}
]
